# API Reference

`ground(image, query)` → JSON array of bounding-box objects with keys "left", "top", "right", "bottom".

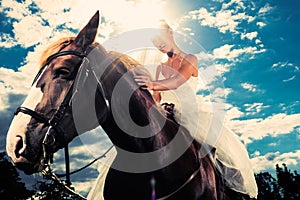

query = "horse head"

[{"left": 5, "top": 11, "right": 109, "bottom": 174}]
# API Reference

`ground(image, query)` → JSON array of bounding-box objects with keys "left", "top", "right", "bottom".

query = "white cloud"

[
  {"left": 252, "top": 150, "right": 260, "bottom": 157},
  {"left": 279, "top": 101, "right": 300, "bottom": 113},
  {"left": 0, "top": 33, "right": 18, "bottom": 48},
  {"left": 0, "top": 0, "right": 31, "bottom": 20},
  {"left": 228, "top": 113, "right": 300, "bottom": 144},
  {"left": 258, "top": 4, "right": 273, "bottom": 15},
  {"left": 241, "top": 82, "right": 257, "bottom": 92},
  {"left": 196, "top": 50, "right": 233, "bottom": 77},
  {"left": 212, "top": 87, "right": 232, "bottom": 100},
  {"left": 251, "top": 150, "right": 300, "bottom": 172},
  {"left": 272, "top": 61, "right": 287, "bottom": 69},
  {"left": 225, "top": 102, "right": 270, "bottom": 121},
  {"left": 244, "top": 102, "right": 270, "bottom": 115},
  {"left": 0, "top": 67, "right": 31, "bottom": 110},
  {"left": 183, "top": 6, "right": 266, "bottom": 61},
  {"left": 13, "top": 15, "right": 53, "bottom": 48},
  {"left": 283, "top": 75, "right": 296, "bottom": 82},
  {"left": 198, "top": 69, "right": 216, "bottom": 90},
  {"left": 180, "top": 26, "right": 195, "bottom": 36},
  {"left": 196, "top": 51, "right": 214, "bottom": 62},
  {"left": 214, "top": 10, "right": 240, "bottom": 33},
  {"left": 212, "top": 44, "right": 264, "bottom": 61},
  {"left": 256, "top": 21, "right": 266, "bottom": 28},
  {"left": 186, "top": 8, "right": 254, "bottom": 34},
  {"left": 178, "top": 2, "right": 267, "bottom": 62},
  {"left": 198, "top": 88, "right": 233, "bottom": 117},
  {"left": 214, "top": 63, "right": 232, "bottom": 74},
  {"left": 255, "top": 39, "right": 262, "bottom": 44},
  {"left": 272, "top": 62, "right": 280, "bottom": 68},
  {"left": 297, "top": 127, "right": 300, "bottom": 139},
  {"left": 196, "top": 44, "right": 265, "bottom": 80},
  {"left": 268, "top": 142, "right": 277, "bottom": 147},
  {"left": 241, "top": 31, "right": 258, "bottom": 40},
  {"left": 1, "top": 0, "right": 75, "bottom": 47},
  {"left": 226, "top": 104, "right": 244, "bottom": 120},
  {"left": 272, "top": 61, "right": 299, "bottom": 72},
  {"left": 182, "top": 27, "right": 192, "bottom": 32},
  {"left": 184, "top": 4, "right": 256, "bottom": 35},
  {"left": 213, "top": 44, "right": 234, "bottom": 58},
  {"left": 197, "top": 61, "right": 233, "bottom": 90},
  {"left": 221, "top": 0, "right": 246, "bottom": 10}
]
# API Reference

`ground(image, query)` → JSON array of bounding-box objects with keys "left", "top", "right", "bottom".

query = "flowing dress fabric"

[
  {"left": 87, "top": 49, "right": 257, "bottom": 199},
  {"left": 158, "top": 72, "right": 258, "bottom": 198},
  {"left": 87, "top": 147, "right": 117, "bottom": 200}
]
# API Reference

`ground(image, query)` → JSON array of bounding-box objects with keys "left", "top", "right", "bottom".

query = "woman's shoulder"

[
  {"left": 180, "top": 53, "right": 198, "bottom": 76},
  {"left": 180, "top": 53, "right": 198, "bottom": 70},
  {"left": 183, "top": 54, "right": 198, "bottom": 65}
]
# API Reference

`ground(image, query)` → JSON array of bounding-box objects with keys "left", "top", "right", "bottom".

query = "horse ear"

[{"left": 74, "top": 10, "right": 99, "bottom": 51}]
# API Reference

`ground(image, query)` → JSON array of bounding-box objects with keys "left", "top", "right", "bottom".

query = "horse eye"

[
  {"left": 55, "top": 67, "right": 71, "bottom": 77},
  {"left": 40, "top": 83, "right": 45, "bottom": 92}
]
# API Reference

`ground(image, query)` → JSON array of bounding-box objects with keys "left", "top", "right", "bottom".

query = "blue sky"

[{"left": 0, "top": 0, "right": 300, "bottom": 196}]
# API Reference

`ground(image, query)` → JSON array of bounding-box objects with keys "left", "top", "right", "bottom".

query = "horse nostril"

[{"left": 15, "top": 136, "right": 24, "bottom": 158}]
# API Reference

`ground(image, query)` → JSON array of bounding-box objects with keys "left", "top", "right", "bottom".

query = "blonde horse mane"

[
  {"left": 105, "top": 51, "right": 152, "bottom": 79},
  {"left": 39, "top": 37, "right": 152, "bottom": 79}
]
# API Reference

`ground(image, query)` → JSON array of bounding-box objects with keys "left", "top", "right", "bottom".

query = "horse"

[{"left": 6, "top": 11, "right": 253, "bottom": 200}]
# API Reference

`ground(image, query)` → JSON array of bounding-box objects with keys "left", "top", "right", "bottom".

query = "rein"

[{"left": 41, "top": 145, "right": 114, "bottom": 200}]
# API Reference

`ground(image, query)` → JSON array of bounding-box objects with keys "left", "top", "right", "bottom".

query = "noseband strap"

[{"left": 15, "top": 107, "right": 50, "bottom": 125}]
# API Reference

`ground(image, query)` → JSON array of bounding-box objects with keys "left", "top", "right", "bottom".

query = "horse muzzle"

[{"left": 7, "top": 135, "right": 43, "bottom": 174}]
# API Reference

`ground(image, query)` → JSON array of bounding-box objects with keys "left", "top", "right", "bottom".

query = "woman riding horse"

[
  {"left": 6, "top": 11, "right": 256, "bottom": 199},
  {"left": 134, "top": 20, "right": 257, "bottom": 198}
]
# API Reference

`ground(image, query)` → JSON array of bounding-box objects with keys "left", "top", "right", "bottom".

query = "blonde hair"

[{"left": 159, "top": 19, "right": 171, "bottom": 30}]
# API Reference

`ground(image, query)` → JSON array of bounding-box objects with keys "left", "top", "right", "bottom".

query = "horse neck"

[{"left": 99, "top": 61, "right": 181, "bottom": 153}]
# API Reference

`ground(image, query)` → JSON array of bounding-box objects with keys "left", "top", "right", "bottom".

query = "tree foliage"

[
  {"left": 1, "top": 150, "right": 300, "bottom": 200},
  {"left": 0, "top": 152, "right": 33, "bottom": 199},
  {"left": 255, "top": 163, "right": 300, "bottom": 200},
  {"left": 0, "top": 151, "right": 84, "bottom": 200},
  {"left": 29, "top": 180, "right": 85, "bottom": 200}
]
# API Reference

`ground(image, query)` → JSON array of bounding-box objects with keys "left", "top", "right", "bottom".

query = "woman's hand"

[{"left": 134, "top": 75, "right": 154, "bottom": 90}]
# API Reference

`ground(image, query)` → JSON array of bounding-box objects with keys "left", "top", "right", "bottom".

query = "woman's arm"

[
  {"left": 135, "top": 54, "right": 198, "bottom": 91},
  {"left": 152, "top": 64, "right": 162, "bottom": 102}
]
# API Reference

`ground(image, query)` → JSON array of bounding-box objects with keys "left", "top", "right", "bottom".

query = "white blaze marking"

[
  {"left": 6, "top": 67, "right": 46, "bottom": 157},
  {"left": 21, "top": 83, "right": 44, "bottom": 109}
]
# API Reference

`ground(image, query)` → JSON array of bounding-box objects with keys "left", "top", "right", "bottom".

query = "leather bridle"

[{"left": 14, "top": 50, "right": 110, "bottom": 166}]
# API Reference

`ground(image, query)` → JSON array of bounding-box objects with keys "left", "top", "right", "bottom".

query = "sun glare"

[
  {"left": 100, "top": 0, "right": 172, "bottom": 30},
  {"left": 97, "top": 0, "right": 176, "bottom": 57}
]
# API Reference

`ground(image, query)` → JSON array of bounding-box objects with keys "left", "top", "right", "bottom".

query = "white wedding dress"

[
  {"left": 87, "top": 50, "right": 258, "bottom": 199},
  {"left": 157, "top": 68, "right": 258, "bottom": 198}
]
